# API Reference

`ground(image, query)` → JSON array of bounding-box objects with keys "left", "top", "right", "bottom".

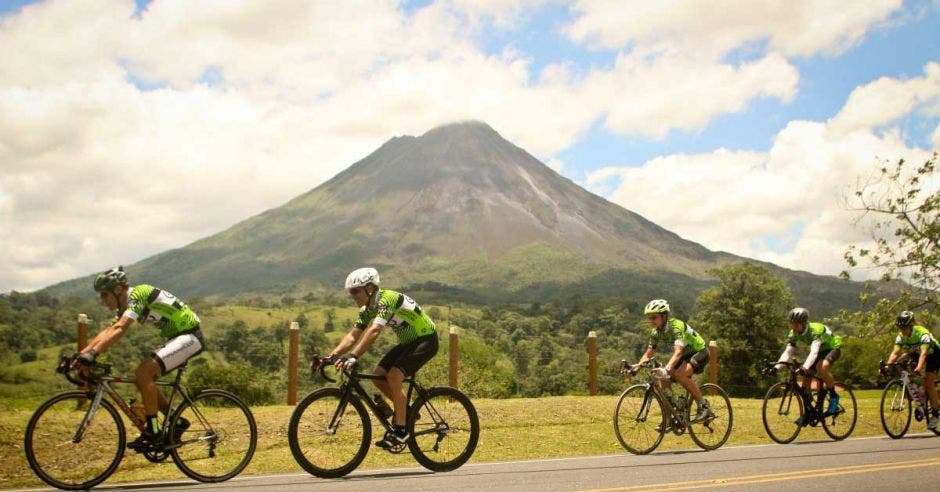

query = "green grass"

[{"left": 0, "top": 390, "right": 900, "bottom": 489}]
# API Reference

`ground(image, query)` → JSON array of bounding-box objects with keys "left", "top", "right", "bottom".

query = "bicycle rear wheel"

[
  {"left": 689, "top": 383, "right": 733, "bottom": 450},
  {"left": 24, "top": 391, "right": 125, "bottom": 490},
  {"left": 614, "top": 384, "right": 666, "bottom": 454},
  {"left": 879, "top": 380, "right": 911, "bottom": 439},
  {"left": 170, "top": 389, "right": 257, "bottom": 482},
  {"left": 408, "top": 386, "right": 480, "bottom": 472},
  {"left": 762, "top": 382, "right": 803, "bottom": 444},
  {"left": 822, "top": 383, "right": 856, "bottom": 440},
  {"left": 288, "top": 387, "right": 371, "bottom": 478}
]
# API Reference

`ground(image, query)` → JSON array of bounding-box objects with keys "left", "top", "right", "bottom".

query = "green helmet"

[
  {"left": 644, "top": 299, "right": 670, "bottom": 315},
  {"left": 93, "top": 266, "right": 128, "bottom": 292}
]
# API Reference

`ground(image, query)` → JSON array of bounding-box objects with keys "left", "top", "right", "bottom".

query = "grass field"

[{"left": 0, "top": 388, "right": 906, "bottom": 489}]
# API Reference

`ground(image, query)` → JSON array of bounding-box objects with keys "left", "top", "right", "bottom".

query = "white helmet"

[
  {"left": 644, "top": 299, "right": 670, "bottom": 315},
  {"left": 345, "top": 267, "right": 380, "bottom": 290}
]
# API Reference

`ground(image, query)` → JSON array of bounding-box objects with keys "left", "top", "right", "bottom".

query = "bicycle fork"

[{"left": 71, "top": 389, "right": 106, "bottom": 444}]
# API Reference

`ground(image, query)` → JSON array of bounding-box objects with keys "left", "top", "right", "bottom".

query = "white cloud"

[
  {"left": 584, "top": 51, "right": 798, "bottom": 138},
  {"left": 0, "top": 0, "right": 926, "bottom": 291},
  {"left": 589, "top": 64, "right": 940, "bottom": 279},
  {"left": 829, "top": 62, "right": 940, "bottom": 136},
  {"left": 565, "top": 0, "right": 903, "bottom": 58}
]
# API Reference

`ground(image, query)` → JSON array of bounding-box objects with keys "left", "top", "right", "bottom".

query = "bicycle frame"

[
  {"left": 62, "top": 359, "right": 206, "bottom": 447},
  {"left": 772, "top": 361, "right": 833, "bottom": 422},
  {"left": 623, "top": 360, "right": 690, "bottom": 430},
  {"left": 322, "top": 364, "right": 446, "bottom": 442}
]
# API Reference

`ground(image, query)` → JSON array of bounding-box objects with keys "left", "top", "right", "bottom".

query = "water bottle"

[
  {"left": 373, "top": 394, "right": 393, "bottom": 419},
  {"left": 129, "top": 399, "right": 146, "bottom": 424}
]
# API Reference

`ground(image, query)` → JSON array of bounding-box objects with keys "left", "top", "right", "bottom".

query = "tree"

[
  {"left": 843, "top": 154, "right": 940, "bottom": 330},
  {"left": 692, "top": 262, "right": 794, "bottom": 397}
]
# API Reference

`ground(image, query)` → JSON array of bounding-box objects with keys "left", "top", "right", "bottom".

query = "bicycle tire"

[
  {"left": 879, "top": 379, "right": 911, "bottom": 439},
  {"left": 24, "top": 391, "right": 125, "bottom": 490},
  {"left": 821, "top": 382, "right": 856, "bottom": 440},
  {"left": 762, "top": 382, "right": 803, "bottom": 444},
  {"left": 614, "top": 384, "right": 666, "bottom": 454},
  {"left": 288, "top": 387, "right": 371, "bottom": 478},
  {"left": 170, "top": 389, "right": 257, "bottom": 482},
  {"left": 689, "top": 383, "right": 733, "bottom": 450},
  {"left": 407, "top": 386, "right": 480, "bottom": 472}
]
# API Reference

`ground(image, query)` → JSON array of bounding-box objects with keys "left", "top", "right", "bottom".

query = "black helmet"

[
  {"left": 896, "top": 310, "right": 915, "bottom": 327},
  {"left": 93, "top": 266, "right": 128, "bottom": 292},
  {"left": 787, "top": 307, "right": 809, "bottom": 324}
]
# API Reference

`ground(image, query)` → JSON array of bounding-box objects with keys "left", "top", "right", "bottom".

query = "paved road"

[{"left": 15, "top": 434, "right": 940, "bottom": 491}]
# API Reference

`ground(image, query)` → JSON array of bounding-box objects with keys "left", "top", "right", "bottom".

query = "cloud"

[
  {"left": 589, "top": 64, "right": 940, "bottom": 279},
  {"left": 828, "top": 62, "right": 940, "bottom": 136},
  {"left": 0, "top": 0, "right": 924, "bottom": 291},
  {"left": 565, "top": 0, "right": 903, "bottom": 58}
]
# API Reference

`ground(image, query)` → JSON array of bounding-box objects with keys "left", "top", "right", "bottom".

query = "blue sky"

[{"left": 0, "top": 0, "right": 938, "bottom": 291}]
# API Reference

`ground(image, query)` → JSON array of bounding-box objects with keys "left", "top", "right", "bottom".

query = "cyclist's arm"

[
  {"left": 665, "top": 343, "right": 683, "bottom": 373},
  {"left": 350, "top": 321, "right": 384, "bottom": 358},
  {"left": 636, "top": 346, "right": 656, "bottom": 366},
  {"left": 83, "top": 315, "right": 134, "bottom": 356},
  {"left": 802, "top": 339, "right": 822, "bottom": 371},
  {"left": 775, "top": 343, "right": 796, "bottom": 369},
  {"left": 885, "top": 345, "right": 902, "bottom": 365},
  {"left": 329, "top": 326, "right": 364, "bottom": 357},
  {"left": 915, "top": 343, "right": 930, "bottom": 374}
]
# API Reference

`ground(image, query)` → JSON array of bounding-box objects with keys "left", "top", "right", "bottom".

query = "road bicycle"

[
  {"left": 613, "top": 358, "right": 733, "bottom": 454},
  {"left": 24, "top": 355, "right": 257, "bottom": 490},
  {"left": 879, "top": 358, "right": 940, "bottom": 438},
  {"left": 288, "top": 355, "right": 480, "bottom": 478},
  {"left": 761, "top": 359, "right": 856, "bottom": 443}
]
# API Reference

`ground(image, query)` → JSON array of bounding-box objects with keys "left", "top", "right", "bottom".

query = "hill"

[{"left": 46, "top": 121, "right": 868, "bottom": 314}]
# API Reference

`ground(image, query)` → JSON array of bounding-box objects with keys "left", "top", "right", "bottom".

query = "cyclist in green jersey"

[
  {"left": 324, "top": 267, "right": 439, "bottom": 449},
  {"left": 630, "top": 299, "right": 712, "bottom": 422},
  {"left": 74, "top": 266, "right": 204, "bottom": 451},
  {"left": 882, "top": 311, "right": 940, "bottom": 429},
  {"left": 770, "top": 307, "right": 842, "bottom": 423}
]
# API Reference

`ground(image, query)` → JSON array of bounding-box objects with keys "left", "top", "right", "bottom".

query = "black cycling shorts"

[
  {"left": 677, "top": 348, "right": 709, "bottom": 374},
  {"left": 816, "top": 348, "right": 841, "bottom": 367},
  {"left": 378, "top": 334, "right": 439, "bottom": 376},
  {"left": 910, "top": 350, "right": 940, "bottom": 373}
]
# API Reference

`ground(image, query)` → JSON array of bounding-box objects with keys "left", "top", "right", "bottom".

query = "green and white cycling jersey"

[
  {"left": 895, "top": 325, "right": 940, "bottom": 355},
  {"left": 786, "top": 322, "right": 842, "bottom": 350},
  {"left": 355, "top": 289, "right": 436, "bottom": 345},
  {"left": 647, "top": 318, "right": 706, "bottom": 356},
  {"left": 121, "top": 284, "right": 201, "bottom": 339},
  {"left": 778, "top": 321, "right": 842, "bottom": 370}
]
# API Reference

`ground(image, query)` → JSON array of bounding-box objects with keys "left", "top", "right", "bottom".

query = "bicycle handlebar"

[
  {"left": 56, "top": 354, "right": 112, "bottom": 386},
  {"left": 310, "top": 355, "right": 338, "bottom": 383}
]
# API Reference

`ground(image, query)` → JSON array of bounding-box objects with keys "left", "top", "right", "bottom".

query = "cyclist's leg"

[
  {"left": 925, "top": 351, "right": 939, "bottom": 408},
  {"left": 147, "top": 331, "right": 204, "bottom": 439},
  {"left": 376, "top": 336, "right": 438, "bottom": 447},
  {"left": 818, "top": 349, "right": 841, "bottom": 413},
  {"left": 673, "top": 349, "right": 708, "bottom": 402}
]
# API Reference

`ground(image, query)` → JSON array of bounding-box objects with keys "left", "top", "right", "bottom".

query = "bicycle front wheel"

[
  {"left": 170, "top": 389, "right": 257, "bottom": 482},
  {"left": 822, "top": 383, "right": 856, "bottom": 440},
  {"left": 762, "top": 382, "right": 803, "bottom": 444},
  {"left": 614, "top": 384, "right": 665, "bottom": 455},
  {"left": 24, "top": 391, "right": 125, "bottom": 490},
  {"left": 689, "top": 383, "right": 733, "bottom": 450},
  {"left": 288, "top": 387, "right": 371, "bottom": 478},
  {"left": 408, "top": 386, "right": 480, "bottom": 472},
  {"left": 879, "top": 380, "right": 911, "bottom": 439}
]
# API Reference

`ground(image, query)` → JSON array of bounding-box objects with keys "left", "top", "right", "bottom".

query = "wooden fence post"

[
  {"left": 288, "top": 321, "right": 300, "bottom": 405},
  {"left": 77, "top": 314, "right": 88, "bottom": 352},
  {"left": 449, "top": 326, "right": 458, "bottom": 388},
  {"left": 708, "top": 340, "right": 718, "bottom": 385},
  {"left": 587, "top": 331, "right": 598, "bottom": 396}
]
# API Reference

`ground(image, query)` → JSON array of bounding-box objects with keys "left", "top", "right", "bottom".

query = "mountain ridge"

[{"left": 45, "top": 121, "right": 867, "bottom": 315}]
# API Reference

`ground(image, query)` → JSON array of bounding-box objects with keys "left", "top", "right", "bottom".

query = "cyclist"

[
  {"left": 325, "top": 267, "right": 439, "bottom": 449},
  {"left": 770, "top": 307, "right": 842, "bottom": 424},
  {"left": 74, "top": 266, "right": 202, "bottom": 451},
  {"left": 631, "top": 299, "right": 712, "bottom": 422},
  {"left": 882, "top": 311, "right": 940, "bottom": 429}
]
